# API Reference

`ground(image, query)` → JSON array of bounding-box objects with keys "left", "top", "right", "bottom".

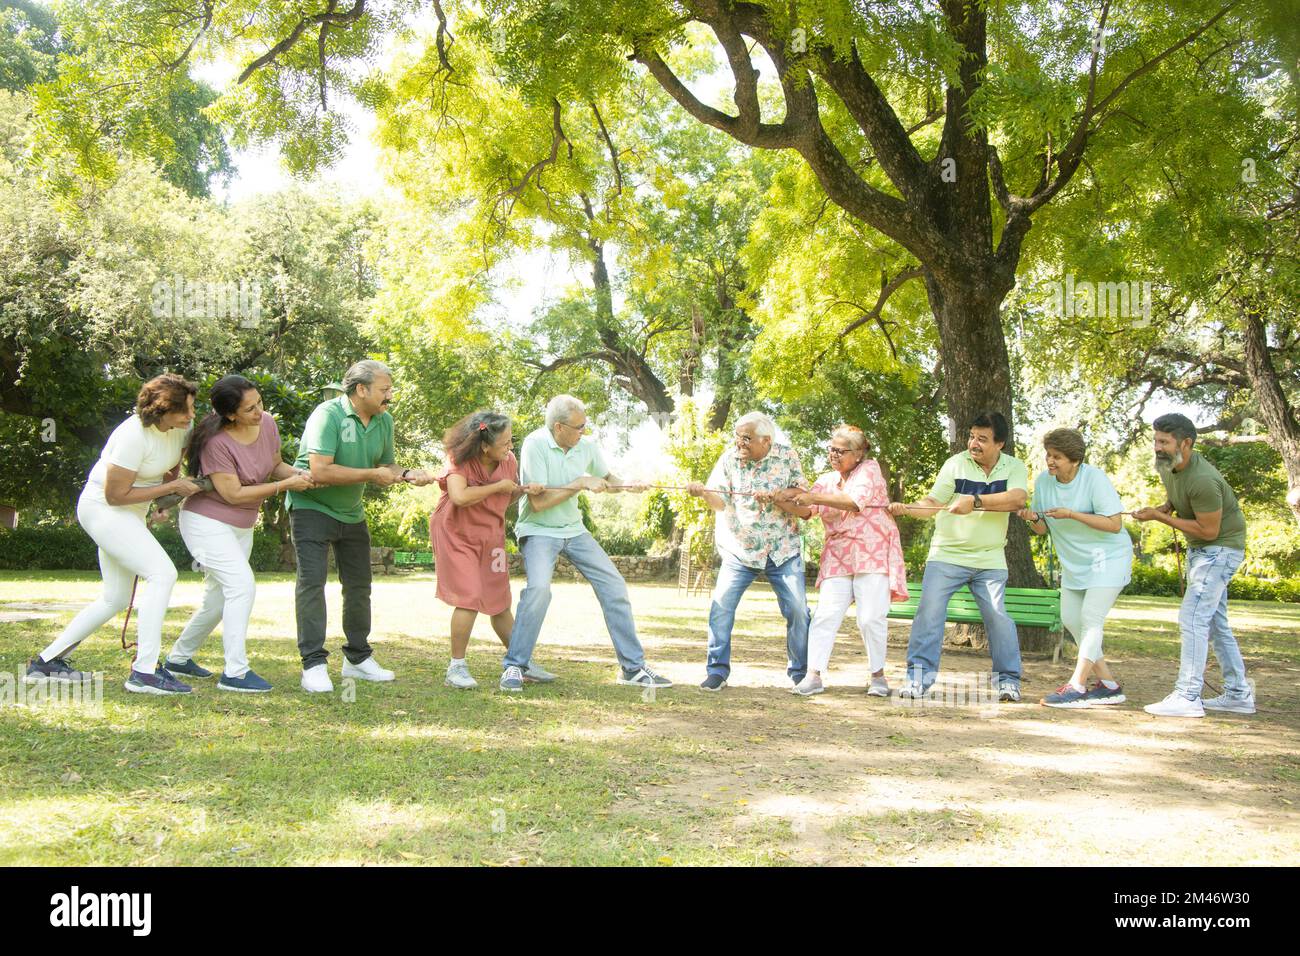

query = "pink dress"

[
  {"left": 429, "top": 453, "right": 518, "bottom": 614},
  {"left": 809, "top": 459, "right": 909, "bottom": 602}
]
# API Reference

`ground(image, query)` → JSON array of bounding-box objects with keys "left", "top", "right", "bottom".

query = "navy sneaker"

[
  {"left": 124, "top": 668, "right": 192, "bottom": 695},
  {"left": 24, "top": 657, "right": 93, "bottom": 684},
  {"left": 165, "top": 658, "right": 213, "bottom": 679},
  {"left": 1083, "top": 681, "right": 1127, "bottom": 706},
  {"left": 699, "top": 674, "right": 727, "bottom": 692},
  {"left": 619, "top": 666, "right": 673, "bottom": 689},
  {"left": 218, "top": 670, "right": 273, "bottom": 693},
  {"left": 1041, "top": 683, "right": 1090, "bottom": 708}
]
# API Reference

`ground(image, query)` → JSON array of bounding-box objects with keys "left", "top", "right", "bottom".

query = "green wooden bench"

[
  {"left": 887, "top": 583, "right": 1064, "bottom": 658},
  {"left": 394, "top": 550, "right": 434, "bottom": 568}
]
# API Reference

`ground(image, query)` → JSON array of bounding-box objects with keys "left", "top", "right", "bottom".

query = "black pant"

[{"left": 290, "top": 507, "right": 373, "bottom": 669}]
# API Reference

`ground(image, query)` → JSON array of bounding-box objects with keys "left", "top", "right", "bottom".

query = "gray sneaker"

[
  {"left": 499, "top": 665, "right": 524, "bottom": 693},
  {"left": 1202, "top": 692, "right": 1256, "bottom": 714},
  {"left": 523, "top": 661, "right": 557, "bottom": 683},
  {"left": 445, "top": 661, "right": 478, "bottom": 690},
  {"left": 792, "top": 674, "right": 824, "bottom": 696},
  {"left": 867, "top": 675, "right": 890, "bottom": 697}
]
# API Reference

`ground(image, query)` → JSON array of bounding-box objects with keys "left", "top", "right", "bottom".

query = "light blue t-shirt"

[
  {"left": 1033, "top": 463, "right": 1133, "bottom": 590},
  {"left": 515, "top": 427, "right": 610, "bottom": 539}
]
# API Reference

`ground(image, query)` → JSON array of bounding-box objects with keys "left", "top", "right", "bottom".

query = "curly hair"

[
  {"left": 137, "top": 373, "right": 197, "bottom": 427},
  {"left": 444, "top": 410, "right": 511, "bottom": 466},
  {"left": 1042, "top": 427, "right": 1086, "bottom": 463}
]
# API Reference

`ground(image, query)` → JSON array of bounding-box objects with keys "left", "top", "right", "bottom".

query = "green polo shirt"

[
  {"left": 287, "top": 395, "right": 395, "bottom": 524},
  {"left": 1159, "top": 451, "right": 1247, "bottom": 550},
  {"left": 514, "top": 427, "right": 609, "bottom": 539},
  {"left": 927, "top": 450, "right": 1029, "bottom": 570}
]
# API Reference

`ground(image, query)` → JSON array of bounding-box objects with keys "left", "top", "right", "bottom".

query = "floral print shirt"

[
  {"left": 707, "top": 443, "right": 807, "bottom": 569},
  {"left": 809, "top": 460, "right": 909, "bottom": 601}
]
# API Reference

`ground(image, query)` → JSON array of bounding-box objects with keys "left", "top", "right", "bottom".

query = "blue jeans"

[
  {"left": 905, "top": 560, "right": 1021, "bottom": 690},
  {"left": 503, "top": 533, "right": 645, "bottom": 674},
  {"left": 706, "top": 552, "right": 810, "bottom": 682},
  {"left": 1175, "top": 546, "right": 1249, "bottom": 700}
]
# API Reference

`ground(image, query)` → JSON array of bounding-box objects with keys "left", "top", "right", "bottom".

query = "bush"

[{"left": 0, "top": 522, "right": 286, "bottom": 572}]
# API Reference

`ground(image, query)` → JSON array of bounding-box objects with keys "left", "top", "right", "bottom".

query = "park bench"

[
  {"left": 887, "top": 583, "right": 1066, "bottom": 660},
  {"left": 394, "top": 550, "right": 434, "bottom": 569}
]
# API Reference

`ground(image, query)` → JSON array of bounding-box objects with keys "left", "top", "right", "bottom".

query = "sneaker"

[
  {"left": 499, "top": 665, "right": 524, "bottom": 693},
  {"left": 897, "top": 680, "right": 926, "bottom": 700},
  {"left": 1202, "top": 692, "right": 1256, "bottom": 715},
  {"left": 1143, "top": 692, "right": 1205, "bottom": 718},
  {"left": 1083, "top": 682, "right": 1127, "bottom": 706},
  {"left": 165, "top": 658, "right": 213, "bottom": 679},
  {"left": 1041, "top": 683, "right": 1090, "bottom": 708},
  {"left": 619, "top": 666, "right": 673, "bottom": 689},
  {"left": 124, "top": 668, "right": 192, "bottom": 696},
  {"left": 301, "top": 664, "right": 334, "bottom": 694},
  {"left": 24, "top": 657, "right": 93, "bottom": 684},
  {"left": 342, "top": 656, "right": 395, "bottom": 683},
  {"left": 867, "top": 675, "right": 890, "bottom": 697},
  {"left": 523, "top": 661, "right": 558, "bottom": 683},
  {"left": 699, "top": 673, "right": 727, "bottom": 692},
  {"left": 217, "top": 670, "right": 272, "bottom": 693},
  {"left": 998, "top": 682, "right": 1022, "bottom": 703},
  {"left": 445, "top": 661, "right": 478, "bottom": 690},
  {"left": 792, "top": 674, "right": 824, "bottom": 696}
]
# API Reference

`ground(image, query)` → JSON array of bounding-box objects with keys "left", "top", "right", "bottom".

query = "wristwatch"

[
  {"left": 972, "top": 493, "right": 984, "bottom": 510},
  {"left": 401, "top": 468, "right": 411, "bottom": 480}
]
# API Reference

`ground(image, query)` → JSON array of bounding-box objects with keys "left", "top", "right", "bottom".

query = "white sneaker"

[
  {"left": 792, "top": 674, "right": 824, "bottom": 696},
  {"left": 1143, "top": 692, "right": 1205, "bottom": 718},
  {"left": 1202, "top": 693, "right": 1256, "bottom": 714},
  {"left": 343, "top": 656, "right": 395, "bottom": 682},
  {"left": 867, "top": 675, "right": 890, "bottom": 697},
  {"left": 301, "top": 664, "right": 334, "bottom": 694},
  {"left": 444, "top": 661, "right": 478, "bottom": 690}
]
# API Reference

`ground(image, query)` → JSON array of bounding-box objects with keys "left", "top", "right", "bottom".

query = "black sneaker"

[
  {"left": 619, "top": 666, "right": 673, "bottom": 688},
  {"left": 165, "top": 658, "right": 213, "bottom": 679},
  {"left": 24, "top": 657, "right": 93, "bottom": 684},
  {"left": 699, "top": 674, "right": 727, "bottom": 692}
]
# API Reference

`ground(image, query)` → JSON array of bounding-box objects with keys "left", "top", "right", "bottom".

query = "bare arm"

[
  {"left": 102, "top": 464, "right": 200, "bottom": 507},
  {"left": 446, "top": 473, "right": 519, "bottom": 507},
  {"left": 527, "top": 475, "right": 606, "bottom": 513},
  {"left": 308, "top": 453, "right": 403, "bottom": 488},
  {"left": 210, "top": 468, "right": 314, "bottom": 507}
]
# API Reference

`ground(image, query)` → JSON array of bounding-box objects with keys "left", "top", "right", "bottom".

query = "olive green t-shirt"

[
  {"left": 1159, "top": 451, "right": 1247, "bottom": 551},
  {"left": 287, "top": 395, "right": 395, "bottom": 524}
]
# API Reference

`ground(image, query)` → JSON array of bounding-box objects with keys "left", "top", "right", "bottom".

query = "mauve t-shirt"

[{"left": 183, "top": 413, "right": 282, "bottom": 529}]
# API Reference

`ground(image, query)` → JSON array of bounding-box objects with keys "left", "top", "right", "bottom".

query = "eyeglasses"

[
  {"left": 558, "top": 420, "right": 591, "bottom": 434},
  {"left": 735, "top": 434, "right": 768, "bottom": 446},
  {"left": 827, "top": 446, "right": 858, "bottom": 458}
]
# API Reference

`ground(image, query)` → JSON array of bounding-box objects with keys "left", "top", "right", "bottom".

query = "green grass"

[{"left": 2, "top": 571, "right": 1297, "bottom": 866}]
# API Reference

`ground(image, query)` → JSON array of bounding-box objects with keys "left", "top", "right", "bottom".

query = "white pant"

[
  {"left": 40, "top": 492, "right": 179, "bottom": 673},
  {"left": 1060, "top": 585, "right": 1123, "bottom": 664},
  {"left": 169, "top": 510, "right": 256, "bottom": 678},
  {"left": 808, "top": 573, "right": 890, "bottom": 675}
]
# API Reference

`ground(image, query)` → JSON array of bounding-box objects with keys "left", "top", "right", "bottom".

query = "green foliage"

[
  {"left": 0, "top": 521, "right": 284, "bottom": 572},
  {"left": 656, "top": 397, "right": 730, "bottom": 564}
]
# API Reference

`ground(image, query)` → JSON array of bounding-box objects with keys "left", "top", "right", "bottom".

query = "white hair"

[
  {"left": 545, "top": 394, "right": 587, "bottom": 429},
  {"left": 342, "top": 359, "right": 392, "bottom": 394},
  {"left": 734, "top": 411, "right": 775, "bottom": 440}
]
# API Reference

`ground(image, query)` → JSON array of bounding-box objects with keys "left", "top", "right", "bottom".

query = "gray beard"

[{"left": 1154, "top": 450, "right": 1183, "bottom": 477}]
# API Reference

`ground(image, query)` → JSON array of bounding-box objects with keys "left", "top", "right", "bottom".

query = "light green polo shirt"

[
  {"left": 927, "top": 450, "right": 1029, "bottom": 570},
  {"left": 514, "top": 426, "right": 609, "bottom": 539},
  {"left": 287, "top": 394, "right": 395, "bottom": 524}
]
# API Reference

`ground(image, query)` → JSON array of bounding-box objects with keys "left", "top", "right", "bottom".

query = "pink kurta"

[
  {"left": 429, "top": 452, "right": 518, "bottom": 614},
  {"left": 810, "top": 459, "right": 909, "bottom": 601}
]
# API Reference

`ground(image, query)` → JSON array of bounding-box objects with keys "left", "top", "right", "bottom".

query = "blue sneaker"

[
  {"left": 165, "top": 658, "right": 213, "bottom": 679},
  {"left": 124, "top": 668, "right": 192, "bottom": 695},
  {"left": 499, "top": 665, "right": 524, "bottom": 693},
  {"left": 218, "top": 670, "right": 273, "bottom": 693},
  {"left": 1083, "top": 681, "right": 1127, "bottom": 706},
  {"left": 1041, "top": 683, "right": 1090, "bottom": 708},
  {"left": 24, "top": 657, "right": 93, "bottom": 684}
]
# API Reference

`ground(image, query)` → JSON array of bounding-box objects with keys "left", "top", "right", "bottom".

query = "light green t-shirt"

[
  {"left": 927, "top": 450, "right": 1029, "bottom": 570},
  {"left": 514, "top": 427, "right": 609, "bottom": 539},
  {"left": 287, "top": 395, "right": 395, "bottom": 524},
  {"left": 1159, "top": 451, "right": 1247, "bottom": 551}
]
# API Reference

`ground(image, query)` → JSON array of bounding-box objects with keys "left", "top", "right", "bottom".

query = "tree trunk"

[
  {"left": 588, "top": 236, "right": 674, "bottom": 417},
  {"left": 1240, "top": 302, "right": 1300, "bottom": 525}
]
